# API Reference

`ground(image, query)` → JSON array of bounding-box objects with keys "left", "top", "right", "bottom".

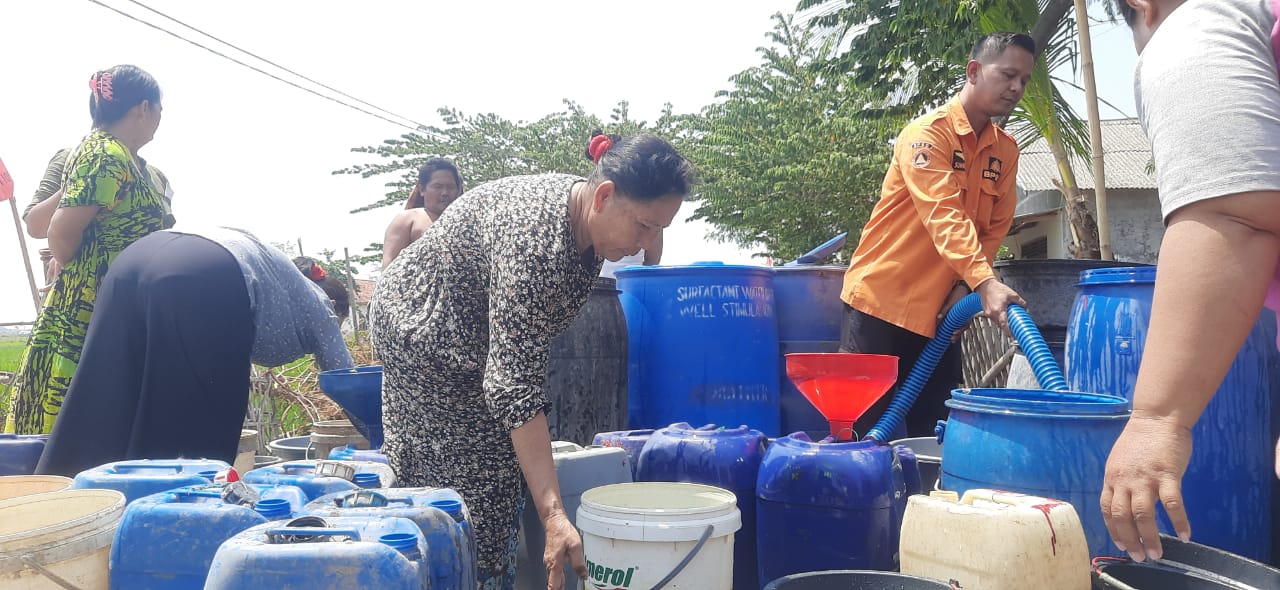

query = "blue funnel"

[{"left": 317, "top": 366, "right": 383, "bottom": 448}]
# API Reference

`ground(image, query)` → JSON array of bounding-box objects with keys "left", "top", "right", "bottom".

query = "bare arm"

[
  {"left": 643, "top": 232, "right": 663, "bottom": 265},
  {"left": 48, "top": 205, "right": 101, "bottom": 264},
  {"left": 1102, "top": 190, "right": 1280, "bottom": 561},
  {"left": 512, "top": 413, "right": 586, "bottom": 588},
  {"left": 24, "top": 189, "right": 62, "bottom": 239},
  {"left": 382, "top": 212, "right": 414, "bottom": 268}
]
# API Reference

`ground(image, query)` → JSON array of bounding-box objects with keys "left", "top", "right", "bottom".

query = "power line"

[
  {"left": 118, "top": 0, "right": 432, "bottom": 131},
  {"left": 84, "top": 0, "right": 432, "bottom": 135}
]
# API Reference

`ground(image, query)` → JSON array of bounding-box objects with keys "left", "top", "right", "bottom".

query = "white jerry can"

[{"left": 900, "top": 488, "right": 1091, "bottom": 590}]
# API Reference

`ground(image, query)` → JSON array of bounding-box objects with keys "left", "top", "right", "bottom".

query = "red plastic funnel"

[{"left": 785, "top": 353, "right": 898, "bottom": 441}]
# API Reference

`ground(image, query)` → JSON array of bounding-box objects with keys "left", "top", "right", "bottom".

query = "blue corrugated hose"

[
  {"left": 864, "top": 295, "right": 1066, "bottom": 442},
  {"left": 1007, "top": 303, "right": 1068, "bottom": 391}
]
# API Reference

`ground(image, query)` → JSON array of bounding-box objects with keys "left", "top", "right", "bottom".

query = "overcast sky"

[{"left": 0, "top": 0, "right": 1136, "bottom": 324}]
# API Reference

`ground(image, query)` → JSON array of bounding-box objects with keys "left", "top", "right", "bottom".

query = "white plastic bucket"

[
  {"left": 0, "top": 489, "right": 126, "bottom": 589},
  {"left": 577, "top": 482, "right": 740, "bottom": 590},
  {"left": 0, "top": 476, "right": 73, "bottom": 502}
]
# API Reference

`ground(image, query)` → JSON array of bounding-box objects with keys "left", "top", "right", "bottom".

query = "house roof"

[
  {"left": 1016, "top": 118, "right": 1156, "bottom": 192},
  {"left": 352, "top": 279, "right": 376, "bottom": 306}
]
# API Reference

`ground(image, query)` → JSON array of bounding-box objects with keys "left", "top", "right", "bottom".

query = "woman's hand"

[
  {"left": 510, "top": 413, "right": 589, "bottom": 589},
  {"left": 542, "top": 510, "right": 587, "bottom": 590},
  {"left": 1100, "top": 413, "right": 1193, "bottom": 561},
  {"left": 45, "top": 258, "right": 62, "bottom": 287}
]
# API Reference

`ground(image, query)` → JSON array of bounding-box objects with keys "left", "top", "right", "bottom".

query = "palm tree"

[{"left": 797, "top": 0, "right": 1124, "bottom": 258}]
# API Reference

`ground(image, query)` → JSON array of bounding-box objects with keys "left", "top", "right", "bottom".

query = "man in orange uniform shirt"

[{"left": 842, "top": 32, "right": 1035, "bottom": 438}]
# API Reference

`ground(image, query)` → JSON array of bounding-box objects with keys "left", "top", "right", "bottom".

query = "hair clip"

[{"left": 589, "top": 135, "right": 613, "bottom": 163}]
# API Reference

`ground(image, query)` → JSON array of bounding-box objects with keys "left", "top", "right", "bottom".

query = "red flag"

[{"left": 0, "top": 158, "right": 12, "bottom": 202}]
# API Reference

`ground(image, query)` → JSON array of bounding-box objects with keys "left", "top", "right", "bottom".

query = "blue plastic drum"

[
  {"left": 617, "top": 262, "right": 781, "bottom": 435},
  {"left": 1066, "top": 267, "right": 1272, "bottom": 560}
]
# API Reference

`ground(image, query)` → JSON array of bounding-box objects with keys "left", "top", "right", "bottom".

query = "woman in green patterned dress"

[{"left": 1, "top": 65, "right": 171, "bottom": 434}]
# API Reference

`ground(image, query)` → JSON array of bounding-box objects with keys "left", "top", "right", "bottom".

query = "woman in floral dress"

[
  {"left": 371, "top": 131, "right": 694, "bottom": 589},
  {"left": 2, "top": 65, "right": 170, "bottom": 434}
]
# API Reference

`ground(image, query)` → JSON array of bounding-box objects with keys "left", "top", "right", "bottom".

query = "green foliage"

[
  {"left": 681, "top": 14, "right": 902, "bottom": 262},
  {"left": 335, "top": 100, "right": 684, "bottom": 214},
  {"left": 798, "top": 0, "right": 1094, "bottom": 160}
]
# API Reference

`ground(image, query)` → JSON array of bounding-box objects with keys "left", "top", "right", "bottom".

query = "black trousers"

[
  {"left": 840, "top": 305, "right": 963, "bottom": 439},
  {"left": 37, "top": 232, "right": 254, "bottom": 477}
]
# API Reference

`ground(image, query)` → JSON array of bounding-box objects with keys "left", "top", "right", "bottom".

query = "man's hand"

[
  {"left": 975, "top": 279, "right": 1026, "bottom": 332},
  {"left": 937, "top": 282, "right": 972, "bottom": 342}
]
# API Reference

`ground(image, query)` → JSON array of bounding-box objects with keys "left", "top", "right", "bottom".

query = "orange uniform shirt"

[{"left": 841, "top": 98, "right": 1019, "bottom": 338}]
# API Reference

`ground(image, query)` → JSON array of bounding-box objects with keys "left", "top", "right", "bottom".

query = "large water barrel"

[
  {"left": 205, "top": 515, "right": 431, "bottom": 589},
  {"left": 70, "top": 459, "right": 231, "bottom": 504},
  {"left": 756, "top": 434, "right": 907, "bottom": 586},
  {"left": 995, "top": 260, "right": 1148, "bottom": 363},
  {"left": 635, "top": 423, "right": 766, "bottom": 590},
  {"left": 304, "top": 488, "right": 474, "bottom": 590},
  {"left": 543, "top": 277, "right": 628, "bottom": 445},
  {"left": 1065, "top": 266, "right": 1273, "bottom": 561},
  {"left": 938, "top": 387, "right": 1130, "bottom": 558},
  {"left": 773, "top": 265, "right": 845, "bottom": 435},
  {"left": 0, "top": 434, "right": 48, "bottom": 476},
  {"left": 617, "top": 263, "right": 781, "bottom": 435},
  {"left": 110, "top": 482, "right": 309, "bottom": 589}
]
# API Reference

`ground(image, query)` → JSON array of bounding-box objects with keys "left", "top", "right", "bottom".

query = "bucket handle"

[
  {"left": 17, "top": 555, "right": 88, "bottom": 590},
  {"left": 333, "top": 490, "right": 411, "bottom": 508},
  {"left": 266, "top": 527, "right": 361, "bottom": 544},
  {"left": 644, "top": 524, "right": 715, "bottom": 590},
  {"left": 109, "top": 462, "right": 192, "bottom": 474}
]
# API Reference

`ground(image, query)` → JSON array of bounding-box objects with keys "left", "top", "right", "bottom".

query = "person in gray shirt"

[
  {"left": 36, "top": 225, "right": 354, "bottom": 477},
  {"left": 1103, "top": 0, "right": 1280, "bottom": 563}
]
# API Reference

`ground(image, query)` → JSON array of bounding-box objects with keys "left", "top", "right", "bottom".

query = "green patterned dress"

[{"left": 1, "top": 130, "right": 172, "bottom": 434}]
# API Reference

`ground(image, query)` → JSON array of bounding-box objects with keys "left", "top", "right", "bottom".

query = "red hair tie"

[
  {"left": 588, "top": 135, "right": 613, "bottom": 163},
  {"left": 308, "top": 264, "right": 327, "bottom": 281}
]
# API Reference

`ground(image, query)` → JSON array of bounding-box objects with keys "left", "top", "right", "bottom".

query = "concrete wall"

[{"left": 1003, "top": 189, "right": 1164, "bottom": 264}]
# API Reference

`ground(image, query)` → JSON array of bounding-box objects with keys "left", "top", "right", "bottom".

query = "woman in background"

[
  {"left": 37, "top": 226, "right": 353, "bottom": 476},
  {"left": 382, "top": 158, "right": 462, "bottom": 267},
  {"left": 3, "top": 65, "right": 170, "bottom": 434}
]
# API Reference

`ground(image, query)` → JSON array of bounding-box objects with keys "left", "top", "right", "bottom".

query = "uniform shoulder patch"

[{"left": 912, "top": 150, "right": 930, "bottom": 168}]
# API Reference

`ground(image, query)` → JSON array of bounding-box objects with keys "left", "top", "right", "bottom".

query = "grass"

[{"left": 0, "top": 337, "right": 25, "bottom": 374}]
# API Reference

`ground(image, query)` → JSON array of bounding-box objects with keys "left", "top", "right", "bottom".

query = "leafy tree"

[
  {"left": 681, "top": 13, "right": 902, "bottom": 263},
  {"left": 335, "top": 101, "right": 683, "bottom": 263}
]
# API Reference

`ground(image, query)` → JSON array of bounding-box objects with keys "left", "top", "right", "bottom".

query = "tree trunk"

[
  {"left": 1031, "top": 0, "right": 1075, "bottom": 58},
  {"left": 1047, "top": 127, "right": 1101, "bottom": 259}
]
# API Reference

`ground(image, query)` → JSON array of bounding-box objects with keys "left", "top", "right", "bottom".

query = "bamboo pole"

[
  {"left": 1075, "top": 0, "right": 1114, "bottom": 260},
  {"left": 7, "top": 197, "right": 43, "bottom": 313}
]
